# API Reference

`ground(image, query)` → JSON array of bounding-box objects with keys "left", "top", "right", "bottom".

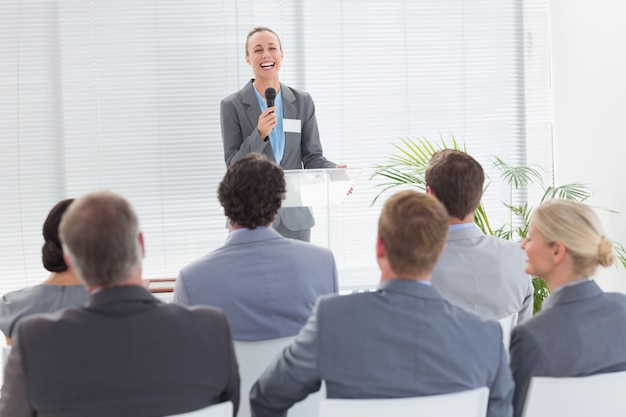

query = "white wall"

[{"left": 550, "top": 0, "right": 626, "bottom": 292}]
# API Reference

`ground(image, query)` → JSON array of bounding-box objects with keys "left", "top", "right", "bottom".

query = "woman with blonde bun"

[{"left": 510, "top": 199, "right": 626, "bottom": 417}]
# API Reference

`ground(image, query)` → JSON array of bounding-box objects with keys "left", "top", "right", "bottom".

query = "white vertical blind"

[
  {"left": 0, "top": 0, "right": 552, "bottom": 293},
  {"left": 1, "top": 2, "right": 64, "bottom": 289}
]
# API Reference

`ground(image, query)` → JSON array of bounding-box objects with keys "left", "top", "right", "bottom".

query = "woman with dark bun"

[
  {"left": 510, "top": 199, "right": 626, "bottom": 417},
  {"left": 0, "top": 199, "right": 88, "bottom": 343}
]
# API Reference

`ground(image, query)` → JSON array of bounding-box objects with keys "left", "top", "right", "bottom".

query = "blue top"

[
  {"left": 0, "top": 284, "right": 89, "bottom": 338},
  {"left": 448, "top": 222, "right": 476, "bottom": 231},
  {"left": 254, "top": 88, "right": 285, "bottom": 163}
]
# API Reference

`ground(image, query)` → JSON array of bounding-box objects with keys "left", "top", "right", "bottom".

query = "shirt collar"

[
  {"left": 448, "top": 222, "right": 476, "bottom": 231},
  {"left": 542, "top": 277, "right": 592, "bottom": 309}
]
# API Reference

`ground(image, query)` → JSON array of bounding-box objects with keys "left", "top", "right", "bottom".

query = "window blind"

[{"left": 0, "top": 0, "right": 552, "bottom": 294}]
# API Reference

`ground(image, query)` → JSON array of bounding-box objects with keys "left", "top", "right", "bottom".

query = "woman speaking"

[{"left": 220, "top": 26, "right": 345, "bottom": 242}]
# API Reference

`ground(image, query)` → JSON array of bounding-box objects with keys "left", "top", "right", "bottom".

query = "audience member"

[
  {"left": 250, "top": 190, "right": 513, "bottom": 417},
  {"left": 174, "top": 153, "right": 337, "bottom": 341},
  {"left": 0, "top": 191, "right": 239, "bottom": 417},
  {"left": 510, "top": 199, "right": 626, "bottom": 417},
  {"left": 426, "top": 149, "right": 534, "bottom": 322},
  {"left": 0, "top": 199, "right": 88, "bottom": 343}
]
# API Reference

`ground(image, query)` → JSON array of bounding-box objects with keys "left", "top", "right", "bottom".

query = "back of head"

[
  {"left": 218, "top": 153, "right": 286, "bottom": 229},
  {"left": 425, "top": 149, "right": 485, "bottom": 219},
  {"left": 532, "top": 199, "right": 615, "bottom": 276},
  {"left": 42, "top": 198, "right": 74, "bottom": 272},
  {"left": 59, "top": 191, "right": 142, "bottom": 287},
  {"left": 378, "top": 190, "right": 449, "bottom": 277}
]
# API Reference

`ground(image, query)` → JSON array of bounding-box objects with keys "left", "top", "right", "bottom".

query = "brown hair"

[
  {"left": 245, "top": 26, "right": 283, "bottom": 56},
  {"left": 42, "top": 198, "right": 74, "bottom": 272},
  {"left": 218, "top": 153, "right": 285, "bottom": 229},
  {"left": 378, "top": 190, "right": 449, "bottom": 277},
  {"left": 425, "top": 149, "right": 484, "bottom": 219}
]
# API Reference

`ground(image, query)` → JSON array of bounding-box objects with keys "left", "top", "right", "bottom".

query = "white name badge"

[{"left": 283, "top": 118, "right": 301, "bottom": 133}]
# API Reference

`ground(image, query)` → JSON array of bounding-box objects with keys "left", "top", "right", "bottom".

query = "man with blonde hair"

[
  {"left": 0, "top": 191, "right": 239, "bottom": 417},
  {"left": 250, "top": 190, "right": 514, "bottom": 417}
]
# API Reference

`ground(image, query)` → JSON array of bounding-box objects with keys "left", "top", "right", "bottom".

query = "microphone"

[
  {"left": 263, "top": 88, "right": 277, "bottom": 142},
  {"left": 265, "top": 87, "right": 276, "bottom": 108}
]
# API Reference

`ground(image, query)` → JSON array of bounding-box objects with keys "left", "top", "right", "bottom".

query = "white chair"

[
  {"left": 318, "top": 386, "right": 489, "bottom": 417},
  {"left": 498, "top": 312, "right": 518, "bottom": 351},
  {"left": 234, "top": 337, "right": 325, "bottom": 417},
  {"left": 166, "top": 401, "right": 233, "bottom": 417},
  {"left": 1, "top": 345, "right": 11, "bottom": 387},
  {"left": 522, "top": 371, "right": 626, "bottom": 417}
]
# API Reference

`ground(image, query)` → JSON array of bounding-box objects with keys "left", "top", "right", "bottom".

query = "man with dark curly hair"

[{"left": 174, "top": 153, "right": 338, "bottom": 341}]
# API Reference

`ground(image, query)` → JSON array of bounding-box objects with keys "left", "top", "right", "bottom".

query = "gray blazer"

[
  {"left": 0, "top": 286, "right": 240, "bottom": 417},
  {"left": 509, "top": 280, "right": 626, "bottom": 417},
  {"left": 0, "top": 284, "right": 88, "bottom": 338},
  {"left": 431, "top": 224, "right": 534, "bottom": 322},
  {"left": 220, "top": 80, "right": 336, "bottom": 236},
  {"left": 174, "top": 227, "right": 338, "bottom": 341},
  {"left": 250, "top": 279, "right": 514, "bottom": 417}
]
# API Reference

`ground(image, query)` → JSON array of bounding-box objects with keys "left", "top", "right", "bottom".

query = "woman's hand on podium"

[{"left": 335, "top": 164, "right": 353, "bottom": 195}]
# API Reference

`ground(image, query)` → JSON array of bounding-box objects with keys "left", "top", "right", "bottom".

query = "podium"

[{"left": 282, "top": 168, "right": 361, "bottom": 248}]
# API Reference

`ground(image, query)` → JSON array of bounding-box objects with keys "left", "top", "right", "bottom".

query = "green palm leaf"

[
  {"left": 541, "top": 183, "right": 591, "bottom": 202},
  {"left": 370, "top": 135, "right": 626, "bottom": 314},
  {"left": 370, "top": 136, "right": 463, "bottom": 202},
  {"left": 493, "top": 157, "right": 544, "bottom": 190}
]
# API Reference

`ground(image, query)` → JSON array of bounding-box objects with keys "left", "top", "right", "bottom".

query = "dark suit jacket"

[
  {"left": 250, "top": 279, "right": 514, "bottom": 417},
  {"left": 220, "top": 80, "right": 336, "bottom": 235},
  {"left": 510, "top": 280, "right": 626, "bottom": 417},
  {"left": 0, "top": 286, "right": 240, "bottom": 417}
]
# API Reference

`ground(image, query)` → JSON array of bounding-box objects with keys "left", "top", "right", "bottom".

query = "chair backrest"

[
  {"left": 1, "top": 345, "right": 11, "bottom": 368},
  {"left": 234, "top": 337, "right": 326, "bottom": 417},
  {"left": 522, "top": 371, "right": 626, "bottom": 417},
  {"left": 0, "top": 345, "right": 11, "bottom": 386},
  {"left": 498, "top": 312, "right": 518, "bottom": 351},
  {"left": 318, "top": 387, "right": 489, "bottom": 417},
  {"left": 166, "top": 401, "right": 233, "bottom": 417}
]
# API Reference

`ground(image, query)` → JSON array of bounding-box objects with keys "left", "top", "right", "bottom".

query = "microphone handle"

[{"left": 264, "top": 97, "right": 275, "bottom": 142}]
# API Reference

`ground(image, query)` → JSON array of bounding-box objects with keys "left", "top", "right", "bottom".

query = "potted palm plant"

[{"left": 370, "top": 136, "right": 626, "bottom": 313}]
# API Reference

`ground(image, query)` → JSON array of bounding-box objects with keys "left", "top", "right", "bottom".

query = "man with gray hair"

[{"left": 0, "top": 191, "right": 240, "bottom": 417}]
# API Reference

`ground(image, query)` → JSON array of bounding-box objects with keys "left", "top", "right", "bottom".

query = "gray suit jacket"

[
  {"left": 431, "top": 224, "right": 534, "bottom": 322},
  {"left": 509, "top": 280, "right": 626, "bottom": 417},
  {"left": 250, "top": 279, "right": 514, "bottom": 417},
  {"left": 220, "top": 80, "right": 336, "bottom": 235},
  {"left": 174, "top": 227, "right": 338, "bottom": 341},
  {"left": 0, "top": 284, "right": 88, "bottom": 338},
  {"left": 0, "top": 286, "right": 240, "bottom": 417}
]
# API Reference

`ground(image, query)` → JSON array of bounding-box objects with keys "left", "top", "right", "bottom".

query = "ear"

[
  {"left": 245, "top": 55, "right": 251, "bottom": 65},
  {"left": 552, "top": 241, "right": 567, "bottom": 264},
  {"left": 63, "top": 254, "right": 74, "bottom": 271},
  {"left": 426, "top": 186, "right": 436, "bottom": 198},
  {"left": 376, "top": 236, "right": 386, "bottom": 260},
  {"left": 138, "top": 232, "right": 146, "bottom": 258}
]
